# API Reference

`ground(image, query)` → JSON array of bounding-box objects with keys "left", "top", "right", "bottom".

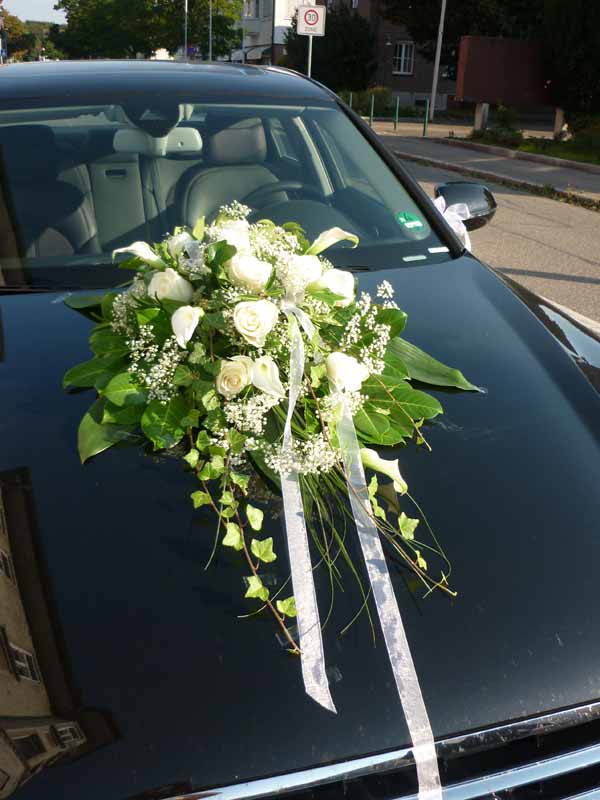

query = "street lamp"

[{"left": 429, "top": 0, "right": 447, "bottom": 121}]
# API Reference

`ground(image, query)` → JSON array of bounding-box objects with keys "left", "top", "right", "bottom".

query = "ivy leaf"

[
  {"left": 231, "top": 471, "right": 250, "bottom": 494},
  {"left": 276, "top": 596, "right": 297, "bottom": 618},
  {"left": 310, "top": 363, "right": 327, "bottom": 389},
  {"left": 251, "top": 537, "right": 276, "bottom": 563},
  {"left": 246, "top": 504, "right": 264, "bottom": 532},
  {"left": 191, "top": 490, "right": 212, "bottom": 509},
  {"left": 102, "top": 372, "right": 148, "bottom": 408},
  {"left": 223, "top": 523, "right": 244, "bottom": 551},
  {"left": 244, "top": 575, "right": 269, "bottom": 601},
  {"left": 173, "top": 365, "right": 195, "bottom": 387},
  {"left": 201, "top": 389, "right": 220, "bottom": 411},
  {"left": 78, "top": 399, "right": 135, "bottom": 464},
  {"left": 141, "top": 396, "right": 189, "bottom": 450},
  {"left": 415, "top": 550, "right": 427, "bottom": 570},
  {"left": 220, "top": 490, "right": 235, "bottom": 505},
  {"left": 227, "top": 429, "right": 247, "bottom": 454},
  {"left": 196, "top": 430, "right": 211, "bottom": 451},
  {"left": 184, "top": 448, "right": 199, "bottom": 468},
  {"left": 399, "top": 512, "right": 420, "bottom": 540},
  {"left": 198, "top": 454, "right": 225, "bottom": 480}
]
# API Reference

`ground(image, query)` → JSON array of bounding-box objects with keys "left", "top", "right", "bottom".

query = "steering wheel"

[{"left": 243, "top": 181, "right": 326, "bottom": 208}]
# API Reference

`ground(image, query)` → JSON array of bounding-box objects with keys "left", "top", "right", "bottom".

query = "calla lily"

[
  {"left": 251, "top": 356, "right": 285, "bottom": 398},
  {"left": 113, "top": 241, "right": 165, "bottom": 267},
  {"left": 360, "top": 448, "right": 408, "bottom": 495},
  {"left": 305, "top": 227, "right": 359, "bottom": 256},
  {"left": 168, "top": 231, "right": 194, "bottom": 258},
  {"left": 171, "top": 305, "right": 204, "bottom": 348}
]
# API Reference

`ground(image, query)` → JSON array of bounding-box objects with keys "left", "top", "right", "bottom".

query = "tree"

[
  {"left": 55, "top": 0, "right": 241, "bottom": 59},
  {"left": 542, "top": 0, "right": 600, "bottom": 113},
  {"left": 0, "top": 7, "right": 37, "bottom": 60},
  {"left": 282, "top": 5, "right": 374, "bottom": 92}
]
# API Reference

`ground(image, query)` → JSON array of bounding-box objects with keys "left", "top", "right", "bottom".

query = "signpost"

[{"left": 296, "top": 4, "right": 326, "bottom": 78}]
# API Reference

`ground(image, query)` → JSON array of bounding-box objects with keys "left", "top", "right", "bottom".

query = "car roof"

[{"left": 0, "top": 59, "right": 336, "bottom": 106}]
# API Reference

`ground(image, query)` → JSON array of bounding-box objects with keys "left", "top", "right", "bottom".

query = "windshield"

[{"left": 0, "top": 98, "right": 451, "bottom": 290}]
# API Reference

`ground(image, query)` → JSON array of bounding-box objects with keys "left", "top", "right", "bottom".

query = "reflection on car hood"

[{"left": 2, "top": 255, "right": 600, "bottom": 800}]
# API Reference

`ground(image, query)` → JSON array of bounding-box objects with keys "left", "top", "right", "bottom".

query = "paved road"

[
  {"left": 403, "top": 159, "right": 600, "bottom": 322},
  {"left": 389, "top": 136, "right": 600, "bottom": 202}
]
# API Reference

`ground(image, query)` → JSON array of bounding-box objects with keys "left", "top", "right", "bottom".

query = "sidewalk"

[
  {"left": 375, "top": 129, "right": 600, "bottom": 206},
  {"left": 370, "top": 119, "right": 554, "bottom": 141}
]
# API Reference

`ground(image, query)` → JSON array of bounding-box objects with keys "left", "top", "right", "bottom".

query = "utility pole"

[
  {"left": 429, "top": 0, "right": 447, "bottom": 122},
  {"left": 209, "top": 0, "right": 213, "bottom": 60},
  {"left": 184, "top": 0, "right": 188, "bottom": 60}
]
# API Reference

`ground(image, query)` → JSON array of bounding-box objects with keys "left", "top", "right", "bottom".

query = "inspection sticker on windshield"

[{"left": 396, "top": 211, "right": 424, "bottom": 230}]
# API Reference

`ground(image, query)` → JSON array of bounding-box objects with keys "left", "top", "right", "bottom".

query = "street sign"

[{"left": 297, "top": 5, "right": 326, "bottom": 36}]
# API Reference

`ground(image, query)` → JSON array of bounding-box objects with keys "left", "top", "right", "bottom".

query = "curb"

[
  {"left": 427, "top": 136, "right": 600, "bottom": 176},
  {"left": 393, "top": 149, "right": 600, "bottom": 213}
]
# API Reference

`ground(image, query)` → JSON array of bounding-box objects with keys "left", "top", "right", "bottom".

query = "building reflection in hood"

[{"left": 0, "top": 468, "right": 117, "bottom": 797}]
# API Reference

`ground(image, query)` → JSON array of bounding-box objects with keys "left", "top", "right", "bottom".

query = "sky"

[{"left": 4, "top": 0, "right": 66, "bottom": 22}]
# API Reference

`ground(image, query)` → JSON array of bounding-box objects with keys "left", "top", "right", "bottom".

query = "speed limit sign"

[{"left": 297, "top": 5, "right": 326, "bottom": 36}]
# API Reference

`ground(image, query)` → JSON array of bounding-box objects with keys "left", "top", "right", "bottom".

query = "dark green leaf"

[
  {"left": 102, "top": 372, "right": 147, "bottom": 407},
  {"left": 377, "top": 307, "right": 408, "bottom": 338},
  {"left": 389, "top": 338, "right": 480, "bottom": 391},
  {"left": 141, "top": 395, "right": 190, "bottom": 450},
  {"left": 102, "top": 401, "right": 143, "bottom": 425},
  {"left": 89, "top": 327, "right": 129, "bottom": 356},
  {"left": 63, "top": 355, "right": 126, "bottom": 389},
  {"left": 78, "top": 399, "right": 135, "bottom": 463},
  {"left": 64, "top": 294, "right": 104, "bottom": 310}
]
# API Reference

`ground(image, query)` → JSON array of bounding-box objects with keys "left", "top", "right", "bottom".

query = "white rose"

[
  {"left": 227, "top": 254, "right": 272, "bottom": 292},
  {"left": 171, "top": 305, "right": 203, "bottom": 348},
  {"left": 251, "top": 356, "right": 285, "bottom": 398},
  {"left": 216, "top": 356, "right": 254, "bottom": 399},
  {"left": 233, "top": 300, "right": 279, "bottom": 348},
  {"left": 360, "top": 448, "right": 408, "bottom": 495},
  {"left": 311, "top": 268, "right": 355, "bottom": 307},
  {"left": 113, "top": 241, "right": 165, "bottom": 268},
  {"left": 148, "top": 268, "right": 194, "bottom": 303},
  {"left": 168, "top": 231, "right": 194, "bottom": 258},
  {"left": 215, "top": 219, "right": 251, "bottom": 255},
  {"left": 326, "top": 352, "right": 369, "bottom": 393},
  {"left": 286, "top": 254, "right": 323, "bottom": 291}
]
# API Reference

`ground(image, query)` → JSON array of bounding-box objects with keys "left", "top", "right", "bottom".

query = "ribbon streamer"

[
  {"left": 433, "top": 195, "right": 472, "bottom": 251},
  {"left": 336, "top": 395, "right": 442, "bottom": 800},
  {"left": 280, "top": 306, "right": 336, "bottom": 713}
]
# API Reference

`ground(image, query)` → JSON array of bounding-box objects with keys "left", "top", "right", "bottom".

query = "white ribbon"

[
  {"left": 336, "top": 394, "right": 442, "bottom": 800},
  {"left": 279, "top": 300, "right": 336, "bottom": 713},
  {"left": 433, "top": 195, "right": 472, "bottom": 251}
]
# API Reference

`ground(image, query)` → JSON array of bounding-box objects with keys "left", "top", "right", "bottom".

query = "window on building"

[
  {"left": 243, "top": 0, "right": 259, "bottom": 16},
  {"left": 9, "top": 643, "right": 40, "bottom": 682},
  {"left": 0, "top": 548, "right": 13, "bottom": 581},
  {"left": 392, "top": 41, "right": 414, "bottom": 75},
  {"left": 55, "top": 725, "right": 84, "bottom": 748},
  {"left": 12, "top": 734, "right": 46, "bottom": 761}
]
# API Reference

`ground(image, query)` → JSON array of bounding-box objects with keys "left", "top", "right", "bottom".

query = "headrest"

[
  {"left": 113, "top": 127, "right": 203, "bottom": 157},
  {"left": 0, "top": 125, "right": 59, "bottom": 182},
  {"left": 208, "top": 118, "right": 266, "bottom": 165}
]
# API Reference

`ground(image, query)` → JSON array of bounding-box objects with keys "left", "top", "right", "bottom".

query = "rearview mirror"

[{"left": 434, "top": 181, "right": 497, "bottom": 231}]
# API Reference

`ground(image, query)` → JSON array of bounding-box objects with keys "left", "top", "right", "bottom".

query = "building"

[
  {"left": 232, "top": 0, "right": 456, "bottom": 110},
  {"left": 0, "top": 468, "right": 116, "bottom": 797}
]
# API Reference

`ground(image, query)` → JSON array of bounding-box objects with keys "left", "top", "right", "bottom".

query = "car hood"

[{"left": 2, "top": 255, "right": 600, "bottom": 799}]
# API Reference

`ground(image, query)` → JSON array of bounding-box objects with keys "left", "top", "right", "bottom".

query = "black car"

[{"left": 1, "top": 60, "right": 600, "bottom": 800}]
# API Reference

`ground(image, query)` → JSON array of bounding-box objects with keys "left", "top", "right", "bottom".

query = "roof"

[{"left": 0, "top": 60, "right": 336, "bottom": 106}]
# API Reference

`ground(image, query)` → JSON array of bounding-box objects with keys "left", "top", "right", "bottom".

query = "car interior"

[{"left": 0, "top": 100, "right": 435, "bottom": 269}]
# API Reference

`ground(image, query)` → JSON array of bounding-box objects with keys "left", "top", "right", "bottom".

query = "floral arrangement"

[{"left": 63, "top": 202, "right": 478, "bottom": 657}]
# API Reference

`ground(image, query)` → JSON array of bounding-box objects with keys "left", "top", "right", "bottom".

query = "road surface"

[{"left": 403, "top": 159, "right": 600, "bottom": 323}]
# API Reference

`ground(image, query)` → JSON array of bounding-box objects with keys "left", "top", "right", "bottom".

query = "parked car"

[{"left": 1, "top": 60, "right": 600, "bottom": 800}]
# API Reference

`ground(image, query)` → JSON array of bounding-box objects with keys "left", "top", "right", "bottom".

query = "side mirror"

[{"left": 434, "top": 181, "right": 497, "bottom": 231}]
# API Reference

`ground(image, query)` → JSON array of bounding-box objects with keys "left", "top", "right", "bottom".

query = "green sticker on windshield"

[{"left": 396, "top": 211, "right": 424, "bottom": 230}]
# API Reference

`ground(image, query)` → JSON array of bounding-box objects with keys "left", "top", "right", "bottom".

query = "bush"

[
  {"left": 492, "top": 105, "right": 519, "bottom": 130},
  {"left": 339, "top": 86, "right": 392, "bottom": 115},
  {"left": 470, "top": 128, "right": 524, "bottom": 148}
]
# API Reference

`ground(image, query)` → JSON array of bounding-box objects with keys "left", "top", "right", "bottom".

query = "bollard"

[
  {"left": 422, "top": 98, "right": 430, "bottom": 137},
  {"left": 394, "top": 95, "right": 399, "bottom": 131},
  {"left": 369, "top": 93, "right": 374, "bottom": 127},
  {"left": 349, "top": 92, "right": 353, "bottom": 110}
]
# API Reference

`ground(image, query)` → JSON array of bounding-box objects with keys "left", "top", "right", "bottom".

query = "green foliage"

[
  {"left": 276, "top": 596, "right": 297, "bottom": 618},
  {"left": 141, "top": 396, "right": 190, "bottom": 450},
  {"left": 244, "top": 575, "right": 269, "bottom": 602},
  {"left": 223, "top": 522, "right": 244, "bottom": 550},
  {"left": 251, "top": 537, "right": 276, "bottom": 563},
  {"left": 78, "top": 399, "right": 135, "bottom": 463},
  {"left": 282, "top": 5, "right": 375, "bottom": 93},
  {"left": 339, "top": 87, "right": 393, "bottom": 116},
  {"left": 389, "top": 338, "right": 480, "bottom": 391},
  {"left": 398, "top": 512, "right": 419, "bottom": 540},
  {"left": 246, "top": 504, "right": 264, "bottom": 532}
]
